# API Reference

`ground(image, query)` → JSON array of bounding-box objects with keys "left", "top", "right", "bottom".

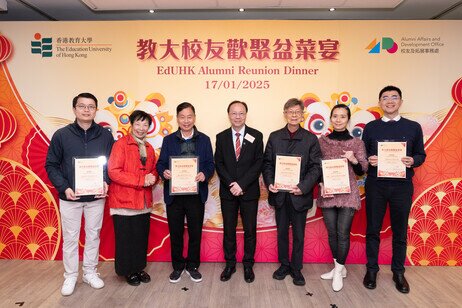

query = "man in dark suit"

[
  {"left": 215, "top": 100, "right": 263, "bottom": 283},
  {"left": 262, "top": 98, "right": 322, "bottom": 286}
]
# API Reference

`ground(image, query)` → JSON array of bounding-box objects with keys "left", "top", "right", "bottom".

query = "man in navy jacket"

[
  {"left": 362, "top": 85, "right": 426, "bottom": 294},
  {"left": 45, "top": 93, "right": 114, "bottom": 296},
  {"left": 156, "top": 102, "right": 214, "bottom": 284}
]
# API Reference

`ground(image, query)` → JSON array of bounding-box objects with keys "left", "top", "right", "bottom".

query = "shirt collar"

[
  {"left": 181, "top": 128, "right": 194, "bottom": 140},
  {"left": 232, "top": 125, "right": 245, "bottom": 136},
  {"left": 285, "top": 124, "right": 301, "bottom": 139},
  {"left": 382, "top": 115, "right": 401, "bottom": 122}
]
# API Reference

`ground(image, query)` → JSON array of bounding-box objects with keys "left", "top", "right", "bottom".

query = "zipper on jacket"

[{"left": 84, "top": 130, "right": 88, "bottom": 155}]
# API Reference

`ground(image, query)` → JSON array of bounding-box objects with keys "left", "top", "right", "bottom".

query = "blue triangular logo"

[{"left": 369, "top": 42, "right": 381, "bottom": 54}]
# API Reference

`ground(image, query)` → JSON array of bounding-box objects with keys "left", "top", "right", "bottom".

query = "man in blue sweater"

[
  {"left": 45, "top": 93, "right": 114, "bottom": 296},
  {"left": 362, "top": 86, "right": 426, "bottom": 294}
]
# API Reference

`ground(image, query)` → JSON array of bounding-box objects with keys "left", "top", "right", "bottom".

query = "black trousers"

[
  {"left": 221, "top": 197, "right": 258, "bottom": 268},
  {"left": 275, "top": 194, "right": 308, "bottom": 271},
  {"left": 321, "top": 207, "right": 355, "bottom": 265},
  {"left": 365, "top": 177, "right": 413, "bottom": 274},
  {"left": 112, "top": 213, "right": 150, "bottom": 276},
  {"left": 166, "top": 195, "right": 205, "bottom": 271}
]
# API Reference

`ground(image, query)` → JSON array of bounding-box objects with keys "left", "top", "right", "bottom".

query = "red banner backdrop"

[{"left": 1, "top": 27, "right": 462, "bottom": 266}]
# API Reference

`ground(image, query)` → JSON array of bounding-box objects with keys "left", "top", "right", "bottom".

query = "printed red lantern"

[
  {"left": 0, "top": 33, "right": 12, "bottom": 63},
  {"left": 0, "top": 106, "right": 17, "bottom": 148},
  {"left": 452, "top": 77, "right": 462, "bottom": 107}
]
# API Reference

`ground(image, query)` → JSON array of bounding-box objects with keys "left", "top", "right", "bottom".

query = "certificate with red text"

[
  {"left": 274, "top": 154, "right": 301, "bottom": 191},
  {"left": 377, "top": 141, "right": 407, "bottom": 178},
  {"left": 170, "top": 156, "right": 199, "bottom": 195},
  {"left": 322, "top": 158, "right": 351, "bottom": 194},
  {"left": 73, "top": 157, "right": 104, "bottom": 196}
]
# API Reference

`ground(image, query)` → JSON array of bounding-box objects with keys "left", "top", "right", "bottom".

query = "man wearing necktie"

[{"left": 215, "top": 101, "right": 264, "bottom": 283}]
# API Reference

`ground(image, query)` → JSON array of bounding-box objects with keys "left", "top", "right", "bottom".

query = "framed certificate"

[
  {"left": 274, "top": 154, "right": 301, "bottom": 191},
  {"left": 170, "top": 156, "right": 199, "bottom": 195},
  {"left": 73, "top": 157, "right": 105, "bottom": 196},
  {"left": 377, "top": 141, "right": 407, "bottom": 178},
  {"left": 322, "top": 158, "right": 351, "bottom": 194}
]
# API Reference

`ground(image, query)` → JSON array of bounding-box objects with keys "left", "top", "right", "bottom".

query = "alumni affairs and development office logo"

[
  {"left": 31, "top": 33, "right": 52, "bottom": 57},
  {"left": 366, "top": 37, "right": 398, "bottom": 54}
]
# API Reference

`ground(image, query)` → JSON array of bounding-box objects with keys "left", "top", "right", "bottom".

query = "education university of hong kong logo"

[
  {"left": 366, "top": 37, "right": 398, "bottom": 54},
  {"left": 31, "top": 33, "right": 52, "bottom": 57}
]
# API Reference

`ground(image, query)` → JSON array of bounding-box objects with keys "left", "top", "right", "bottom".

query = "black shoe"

[
  {"left": 273, "top": 265, "right": 290, "bottom": 280},
  {"left": 138, "top": 271, "right": 151, "bottom": 283},
  {"left": 126, "top": 273, "right": 141, "bottom": 286},
  {"left": 290, "top": 269, "right": 306, "bottom": 286},
  {"left": 244, "top": 267, "right": 255, "bottom": 283},
  {"left": 393, "top": 273, "right": 410, "bottom": 294},
  {"left": 169, "top": 269, "right": 184, "bottom": 283},
  {"left": 363, "top": 271, "right": 377, "bottom": 289},
  {"left": 185, "top": 268, "right": 202, "bottom": 282},
  {"left": 220, "top": 266, "right": 236, "bottom": 282}
]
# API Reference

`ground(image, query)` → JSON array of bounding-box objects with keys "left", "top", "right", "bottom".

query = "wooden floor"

[{"left": 0, "top": 260, "right": 461, "bottom": 308}]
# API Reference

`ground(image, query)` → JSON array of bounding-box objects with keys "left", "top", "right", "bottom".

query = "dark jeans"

[
  {"left": 365, "top": 177, "right": 413, "bottom": 274},
  {"left": 321, "top": 207, "right": 355, "bottom": 265},
  {"left": 275, "top": 194, "right": 308, "bottom": 271},
  {"left": 221, "top": 198, "right": 258, "bottom": 268},
  {"left": 166, "top": 195, "right": 205, "bottom": 271}
]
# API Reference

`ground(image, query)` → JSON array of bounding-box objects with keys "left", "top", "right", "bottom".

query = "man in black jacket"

[
  {"left": 215, "top": 101, "right": 263, "bottom": 283},
  {"left": 45, "top": 93, "right": 114, "bottom": 296},
  {"left": 263, "top": 98, "right": 322, "bottom": 286}
]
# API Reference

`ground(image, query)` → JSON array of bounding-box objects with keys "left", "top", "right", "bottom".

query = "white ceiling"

[
  {"left": 81, "top": 0, "right": 404, "bottom": 10},
  {"left": 1, "top": 0, "right": 462, "bottom": 21}
]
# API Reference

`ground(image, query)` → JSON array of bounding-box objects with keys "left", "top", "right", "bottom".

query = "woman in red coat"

[{"left": 108, "top": 110, "right": 158, "bottom": 286}]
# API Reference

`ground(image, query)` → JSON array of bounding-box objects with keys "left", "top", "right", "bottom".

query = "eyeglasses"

[
  {"left": 380, "top": 95, "right": 400, "bottom": 102},
  {"left": 285, "top": 110, "right": 303, "bottom": 116},
  {"left": 230, "top": 112, "right": 246, "bottom": 118},
  {"left": 75, "top": 104, "right": 97, "bottom": 111}
]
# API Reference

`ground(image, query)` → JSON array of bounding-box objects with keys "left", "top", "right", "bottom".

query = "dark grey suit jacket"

[{"left": 262, "top": 125, "right": 322, "bottom": 211}]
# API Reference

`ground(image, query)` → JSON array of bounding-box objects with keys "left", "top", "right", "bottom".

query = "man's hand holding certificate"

[
  {"left": 377, "top": 141, "right": 407, "bottom": 178},
  {"left": 274, "top": 154, "right": 301, "bottom": 192},
  {"left": 73, "top": 157, "right": 105, "bottom": 197},
  {"left": 170, "top": 156, "right": 199, "bottom": 195}
]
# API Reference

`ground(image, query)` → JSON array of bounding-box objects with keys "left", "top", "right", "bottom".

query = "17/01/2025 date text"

[{"left": 205, "top": 80, "right": 270, "bottom": 90}]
